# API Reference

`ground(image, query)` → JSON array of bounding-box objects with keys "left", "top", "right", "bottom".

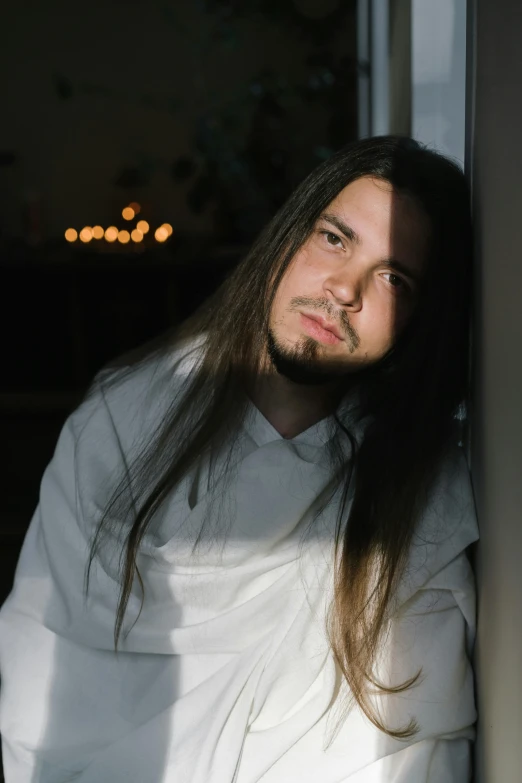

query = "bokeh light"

[
  {"left": 136, "top": 220, "right": 150, "bottom": 234},
  {"left": 154, "top": 226, "right": 169, "bottom": 242},
  {"left": 105, "top": 226, "right": 118, "bottom": 242},
  {"left": 161, "top": 223, "right": 173, "bottom": 237},
  {"left": 129, "top": 202, "right": 141, "bottom": 215},
  {"left": 131, "top": 228, "right": 143, "bottom": 243},
  {"left": 122, "top": 207, "right": 135, "bottom": 221},
  {"left": 117, "top": 230, "right": 131, "bottom": 244},
  {"left": 92, "top": 225, "right": 104, "bottom": 240},
  {"left": 65, "top": 228, "right": 78, "bottom": 242},
  {"left": 79, "top": 227, "right": 93, "bottom": 243}
]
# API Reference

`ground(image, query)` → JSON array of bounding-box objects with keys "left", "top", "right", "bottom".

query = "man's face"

[{"left": 268, "top": 176, "right": 429, "bottom": 382}]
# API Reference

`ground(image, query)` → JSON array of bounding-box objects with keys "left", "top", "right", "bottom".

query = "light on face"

[
  {"left": 79, "top": 227, "right": 93, "bottom": 243},
  {"left": 65, "top": 228, "right": 78, "bottom": 242},
  {"left": 154, "top": 226, "right": 168, "bottom": 242},
  {"left": 122, "top": 206, "right": 135, "bottom": 221},
  {"left": 105, "top": 226, "right": 118, "bottom": 242},
  {"left": 131, "top": 228, "right": 143, "bottom": 242},
  {"left": 136, "top": 219, "right": 149, "bottom": 234},
  {"left": 92, "top": 225, "right": 104, "bottom": 240},
  {"left": 117, "top": 229, "right": 131, "bottom": 244}
]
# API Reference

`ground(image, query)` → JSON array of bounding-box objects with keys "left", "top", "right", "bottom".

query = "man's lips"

[{"left": 299, "top": 311, "right": 344, "bottom": 341}]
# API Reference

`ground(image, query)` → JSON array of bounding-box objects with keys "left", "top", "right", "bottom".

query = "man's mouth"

[{"left": 299, "top": 312, "right": 344, "bottom": 345}]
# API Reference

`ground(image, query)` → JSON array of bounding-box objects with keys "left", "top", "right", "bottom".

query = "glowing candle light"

[
  {"left": 92, "top": 225, "right": 104, "bottom": 240},
  {"left": 118, "top": 229, "right": 131, "bottom": 244},
  {"left": 154, "top": 226, "right": 168, "bottom": 242},
  {"left": 79, "top": 227, "right": 93, "bottom": 243},
  {"left": 104, "top": 226, "right": 118, "bottom": 242},
  {"left": 161, "top": 223, "right": 173, "bottom": 237},
  {"left": 136, "top": 220, "right": 149, "bottom": 234},
  {"left": 122, "top": 206, "right": 135, "bottom": 221},
  {"left": 131, "top": 228, "right": 143, "bottom": 242},
  {"left": 65, "top": 228, "right": 78, "bottom": 242}
]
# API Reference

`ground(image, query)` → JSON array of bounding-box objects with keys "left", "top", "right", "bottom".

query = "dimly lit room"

[{"left": 1, "top": 2, "right": 522, "bottom": 782}]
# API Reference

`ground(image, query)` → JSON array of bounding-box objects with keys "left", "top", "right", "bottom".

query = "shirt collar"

[{"left": 243, "top": 401, "right": 340, "bottom": 449}]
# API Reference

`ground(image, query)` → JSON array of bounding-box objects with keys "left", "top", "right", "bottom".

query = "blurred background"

[{"left": 0, "top": 0, "right": 466, "bottom": 650}]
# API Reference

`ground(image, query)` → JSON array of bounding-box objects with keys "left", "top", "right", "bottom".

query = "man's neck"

[{"left": 249, "top": 371, "right": 344, "bottom": 440}]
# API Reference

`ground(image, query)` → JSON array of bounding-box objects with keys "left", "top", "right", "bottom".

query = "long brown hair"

[{"left": 85, "top": 136, "right": 472, "bottom": 740}]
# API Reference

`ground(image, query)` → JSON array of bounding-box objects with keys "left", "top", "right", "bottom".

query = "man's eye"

[
  {"left": 382, "top": 272, "right": 407, "bottom": 290},
  {"left": 320, "top": 230, "right": 343, "bottom": 247}
]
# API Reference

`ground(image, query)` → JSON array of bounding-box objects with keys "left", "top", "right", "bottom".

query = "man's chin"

[{"left": 266, "top": 329, "right": 356, "bottom": 386}]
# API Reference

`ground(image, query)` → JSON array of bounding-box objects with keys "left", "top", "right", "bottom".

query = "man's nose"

[{"left": 323, "top": 272, "right": 363, "bottom": 312}]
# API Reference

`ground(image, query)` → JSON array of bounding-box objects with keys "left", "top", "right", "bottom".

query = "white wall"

[
  {"left": 471, "top": 0, "right": 522, "bottom": 780},
  {"left": 411, "top": 0, "right": 467, "bottom": 166}
]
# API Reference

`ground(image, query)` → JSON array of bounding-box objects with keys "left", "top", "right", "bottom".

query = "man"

[{"left": 0, "top": 136, "right": 478, "bottom": 781}]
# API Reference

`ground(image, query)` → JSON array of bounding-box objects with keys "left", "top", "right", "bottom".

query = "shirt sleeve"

[
  {"left": 237, "top": 448, "right": 479, "bottom": 783},
  {"left": 0, "top": 352, "right": 196, "bottom": 783},
  {"left": 244, "top": 546, "right": 477, "bottom": 783},
  {"left": 336, "top": 738, "right": 472, "bottom": 782},
  {"left": 0, "top": 387, "right": 146, "bottom": 782},
  {"left": 369, "top": 552, "right": 477, "bottom": 782},
  {"left": 360, "top": 450, "right": 478, "bottom": 783}
]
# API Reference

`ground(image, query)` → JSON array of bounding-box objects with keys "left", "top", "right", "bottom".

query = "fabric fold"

[{"left": 0, "top": 352, "right": 479, "bottom": 782}]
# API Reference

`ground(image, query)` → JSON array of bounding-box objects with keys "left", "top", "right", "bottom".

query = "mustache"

[{"left": 288, "top": 296, "right": 361, "bottom": 351}]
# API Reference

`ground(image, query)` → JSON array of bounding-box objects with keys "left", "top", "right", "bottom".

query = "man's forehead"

[
  {"left": 318, "top": 179, "right": 429, "bottom": 274},
  {"left": 327, "top": 176, "right": 404, "bottom": 212}
]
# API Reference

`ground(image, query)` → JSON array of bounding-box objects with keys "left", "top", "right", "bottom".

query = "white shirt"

[{"left": 0, "top": 348, "right": 479, "bottom": 782}]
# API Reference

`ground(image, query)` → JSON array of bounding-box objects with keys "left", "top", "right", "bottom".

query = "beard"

[
  {"left": 267, "top": 329, "right": 358, "bottom": 386},
  {"left": 266, "top": 295, "right": 364, "bottom": 386}
]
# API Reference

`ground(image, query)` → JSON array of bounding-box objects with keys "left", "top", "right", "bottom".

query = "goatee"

[{"left": 267, "top": 329, "right": 355, "bottom": 386}]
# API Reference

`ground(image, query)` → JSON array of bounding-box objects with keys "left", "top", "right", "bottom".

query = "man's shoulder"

[
  {"left": 71, "top": 334, "right": 207, "bottom": 458},
  {"left": 394, "top": 446, "right": 479, "bottom": 608}
]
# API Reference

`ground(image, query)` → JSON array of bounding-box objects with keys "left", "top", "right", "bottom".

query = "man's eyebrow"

[
  {"left": 320, "top": 213, "right": 361, "bottom": 244},
  {"left": 320, "top": 212, "right": 421, "bottom": 284}
]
